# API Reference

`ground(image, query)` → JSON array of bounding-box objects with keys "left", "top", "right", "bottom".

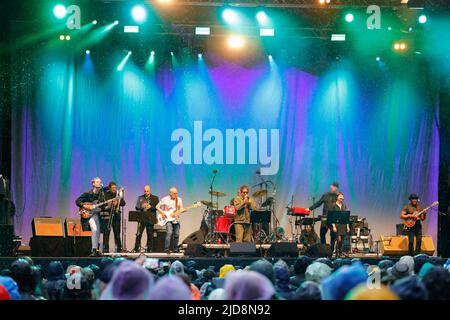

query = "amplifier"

[
  {"left": 65, "top": 218, "right": 92, "bottom": 237},
  {"left": 380, "top": 235, "right": 435, "bottom": 256},
  {"left": 32, "top": 217, "right": 64, "bottom": 237}
]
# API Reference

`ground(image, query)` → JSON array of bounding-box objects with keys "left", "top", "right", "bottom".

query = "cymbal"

[
  {"left": 252, "top": 190, "right": 268, "bottom": 198},
  {"left": 208, "top": 191, "right": 226, "bottom": 197},
  {"left": 201, "top": 200, "right": 218, "bottom": 208}
]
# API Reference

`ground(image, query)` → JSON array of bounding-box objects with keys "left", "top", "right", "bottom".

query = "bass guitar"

[{"left": 157, "top": 201, "right": 201, "bottom": 227}]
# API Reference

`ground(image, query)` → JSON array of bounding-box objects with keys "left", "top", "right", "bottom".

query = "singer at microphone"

[{"left": 233, "top": 185, "right": 257, "bottom": 243}]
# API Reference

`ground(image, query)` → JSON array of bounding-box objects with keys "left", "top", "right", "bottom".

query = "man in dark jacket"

[
  {"left": 308, "top": 182, "right": 340, "bottom": 246},
  {"left": 133, "top": 185, "right": 159, "bottom": 253}
]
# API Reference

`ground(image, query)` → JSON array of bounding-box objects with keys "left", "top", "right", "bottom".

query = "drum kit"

[{"left": 201, "top": 170, "right": 280, "bottom": 244}]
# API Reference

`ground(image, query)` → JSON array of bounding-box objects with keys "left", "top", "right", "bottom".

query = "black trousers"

[
  {"left": 134, "top": 221, "right": 154, "bottom": 251},
  {"left": 101, "top": 215, "right": 122, "bottom": 252},
  {"left": 320, "top": 224, "right": 337, "bottom": 254},
  {"left": 406, "top": 222, "right": 422, "bottom": 256}
]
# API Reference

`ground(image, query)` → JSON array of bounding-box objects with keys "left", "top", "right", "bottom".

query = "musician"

[
  {"left": 233, "top": 185, "right": 257, "bottom": 243},
  {"left": 400, "top": 194, "right": 425, "bottom": 256},
  {"left": 75, "top": 177, "right": 105, "bottom": 257},
  {"left": 133, "top": 185, "right": 159, "bottom": 253},
  {"left": 101, "top": 182, "right": 126, "bottom": 253},
  {"left": 156, "top": 187, "right": 183, "bottom": 253},
  {"left": 330, "top": 192, "right": 350, "bottom": 257},
  {"left": 308, "top": 182, "right": 340, "bottom": 245}
]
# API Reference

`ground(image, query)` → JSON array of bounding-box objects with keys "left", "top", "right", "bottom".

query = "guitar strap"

[{"left": 174, "top": 197, "right": 179, "bottom": 223}]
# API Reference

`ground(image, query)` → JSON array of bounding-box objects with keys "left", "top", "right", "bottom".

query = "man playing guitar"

[
  {"left": 400, "top": 194, "right": 425, "bottom": 256},
  {"left": 133, "top": 185, "right": 159, "bottom": 253},
  {"left": 75, "top": 177, "right": 105, "bottom": 257},
  {"left": 156, "top": 187, "right": 185, "bottom": 254}
]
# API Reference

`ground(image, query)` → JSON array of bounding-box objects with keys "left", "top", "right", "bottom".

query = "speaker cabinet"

[
  {"left": 229, "top": 243, "right": 257, "bottom": 257},
  {"left": 152, "top": 229, "right": 166, "bottom": 252},
  {"left": 0, "top": 224, "right": 14, "bottom": 256},
  {"left": 65, "top": 218, "right": 92, "bottom": 237},
  {"left": 380, "top": 235, "right": 435, "bottom": 256},
  {"left": 30, "top": 236, "right": 66, "bottom": 257},
  {"left": 305, "top": 243, "right": 332, "bottom": 258},
  {"left": 268, "top": 242, "right": 299, "bottom": 257},
  {"left": 32, "top": 218, "right": 64, "bottom": 237}
]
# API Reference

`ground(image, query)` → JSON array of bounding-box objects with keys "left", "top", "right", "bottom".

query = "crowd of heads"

[{"left": 1, "top": 253, "right": 450, "bottom": 300}]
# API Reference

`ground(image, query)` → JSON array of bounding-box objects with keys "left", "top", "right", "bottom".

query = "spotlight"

[
  {"left": 223, "top": 9, "right": 238, "bottom": 24},
  {"left": 53, "top": 5, "right": 66, "bottom": 19},
  {"left": 268, "top": 54, "right": 273, "bottom": 60},
  {"left": 400, "top": 43, "right": 406, "bottom": 50},
  {"left": 114, "top": 20, "right": 119, "bottom": 25},
  {"left": 256, "top": 11, "right": 268, "bottom": 24},
  {"left": 158, "top": 0, "right": 173, "bottom": 3},
  {"left": 128, "top": 51, "right": 132, "bottom": 55},
  {"left": 388, "top": 26, "right": 392, "bottom": 31},
  {"left": 409, "top": 27, "right": 413, "bottom": 32},
  {"left": 227, "top": 35, "right": 245, "bottom": 49},
  {"left": 394, "top": 42, "right": 407, "bottom": 51},
  {"left": 319, "top": 0, "right": 331, "bottom": 4},
  {"left": 151, "top": 51, "right": 155, "bottom": 55},
  {"left": 418, "top": 15, "right": 427, "bottom": 24},
  {"left": 198, "top": 53, "right": 203, "bottom": 59},
  {"left": 65, "top": 35, "right": 71, "bottom": 40},
  {"left": 92, "top": 20, "right": 98, "bottom": 25},
  {"left": 345, "top": 13, "right": 354, "bottom": 23},
  {"left": 131, "top": 5, "right": 147, "bottom": 23},
  {"left": 59, "top": 35, "right": 65, "bottom": 40},
  {"left": 376, "top": 56, "right": 381, "bottom": 61},
  {"left": 86, "top": 50, "right": 90, "bottom": 54}
]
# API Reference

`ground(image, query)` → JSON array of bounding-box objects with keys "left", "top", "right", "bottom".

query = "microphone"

[{"left": 213, "top": 170, "right": 218, "bottom": 174}]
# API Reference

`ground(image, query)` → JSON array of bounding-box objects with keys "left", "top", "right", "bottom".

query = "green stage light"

[
  {"left": 92, "top": 20, "right": 98, "bottom": 25},
  {"left": 65, "top": 35, "right": 71, "bottom": 40},
  {"left": 131, "top": 5, "right": 147, "bottom": 23},
  {"left": 53, "top": 5, "right": 66, "bottom": 19},
  {"left": 256, "top": 11, "right": 268, "bottom": 24},
  {"left": 117, "top": 51, "right": 132, "bottom": 71},
  {"left": 418, "top": 15, "right": 427, "bottom": 24},
  {"left": 59, "top": 35, "right": 65, "bottom": 40},
  {"left": 114, "top": 20, "right": 119, "bottom": 25},
  {"left": 223, "top": 9, "right": 238, "bottom": 24},
  {"left": 345, "top": 13, "right": 354, "bottom": 23},
  {"left": 376, "top": 56, "right": 381, "bottom": 61},
  {"left": 86, "top": 50, "right": 90, "bottom": 54}
]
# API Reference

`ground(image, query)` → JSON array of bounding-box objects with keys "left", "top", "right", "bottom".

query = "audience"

[{"left": 1, "top": 253, "right": 449, "bottom": 300}]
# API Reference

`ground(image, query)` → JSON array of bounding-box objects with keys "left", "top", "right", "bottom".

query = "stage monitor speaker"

[
  {"left": 65, "top": 218, "right": 92, "bottom": 237},
  {"left": 182, "top": 230, "right": 204, "bottom": 245},
  {"left": 0, "top": 225, "right": 14, "bottom": 256},
  {"left": 32, "top": 217, "right": 64, "bottom": 237},
  {"left": 229, "top": 243, "right": 257, "bottom": 257},
  {"left": 268, "top": 242, "right": 299, "bottom": 257},
  {"left": 30, "top": 236, "right": 66, "bottom": 257},
  {"left": 380, "top": 235, "right": 435, "bottom": 256},
  {"left": 304, "top": 243, "right": 332, "bottom": 258},
  {"left": 185, "top": 244, "right": 213, "bottom": 257}
]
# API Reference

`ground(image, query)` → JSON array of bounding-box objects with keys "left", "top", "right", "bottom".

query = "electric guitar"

[
  {"left": 156, "top": 201, "right": 201, "bottom": 227},
  {"left": 79, "top": 188, "right": 124, "bottom": 219},
  {"left": 402, "top": 201, "right": 438, "bottom": 229}
]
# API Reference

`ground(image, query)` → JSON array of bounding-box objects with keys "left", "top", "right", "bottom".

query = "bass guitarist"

[
  {"left": 156, "top": 187, "right": 185, "bottom": 254},
  {"left": 75, "top": 177, "right": 106, "bottom": 257}
]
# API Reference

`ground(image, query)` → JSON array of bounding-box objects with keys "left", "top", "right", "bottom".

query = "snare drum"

[
  {"left": 215, "top": 216, "right": 232, "bottom": 233},
  {"left": 223, "top": 205, "right": 236, "bottom": 219}
]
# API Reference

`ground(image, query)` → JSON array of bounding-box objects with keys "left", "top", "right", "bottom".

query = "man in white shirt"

[{"left": 156, "top": 187, "right": 184, "bottom": 253}]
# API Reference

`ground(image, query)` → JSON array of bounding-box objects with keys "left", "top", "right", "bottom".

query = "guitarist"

[
  {"left": 75, "top": 177, "right": 106, "bottom": 257},
  {"left": 156, "top": 187, "right": 184, "bottom": 254},
  {"left": 133, "top": 185, "right": 159, "bottom": 253},
  {"left": 400, "top": 194, "right": 426, "bottom": 256}
]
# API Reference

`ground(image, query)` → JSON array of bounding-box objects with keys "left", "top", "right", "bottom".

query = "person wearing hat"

[
  {"left": 307, "top": 182, "right": 340, "bottom": 248},
  {"left": 400, "top": 194, "right": 426, "bottom": 256}
]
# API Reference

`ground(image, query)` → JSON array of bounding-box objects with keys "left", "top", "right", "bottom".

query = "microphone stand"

[{"left": 208, "top": 171, "right": 217, "bottom": 243}]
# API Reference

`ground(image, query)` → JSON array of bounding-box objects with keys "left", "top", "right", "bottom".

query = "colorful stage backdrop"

[{"left": 11, "top": 44, "right": 440, "bottom": 250}]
